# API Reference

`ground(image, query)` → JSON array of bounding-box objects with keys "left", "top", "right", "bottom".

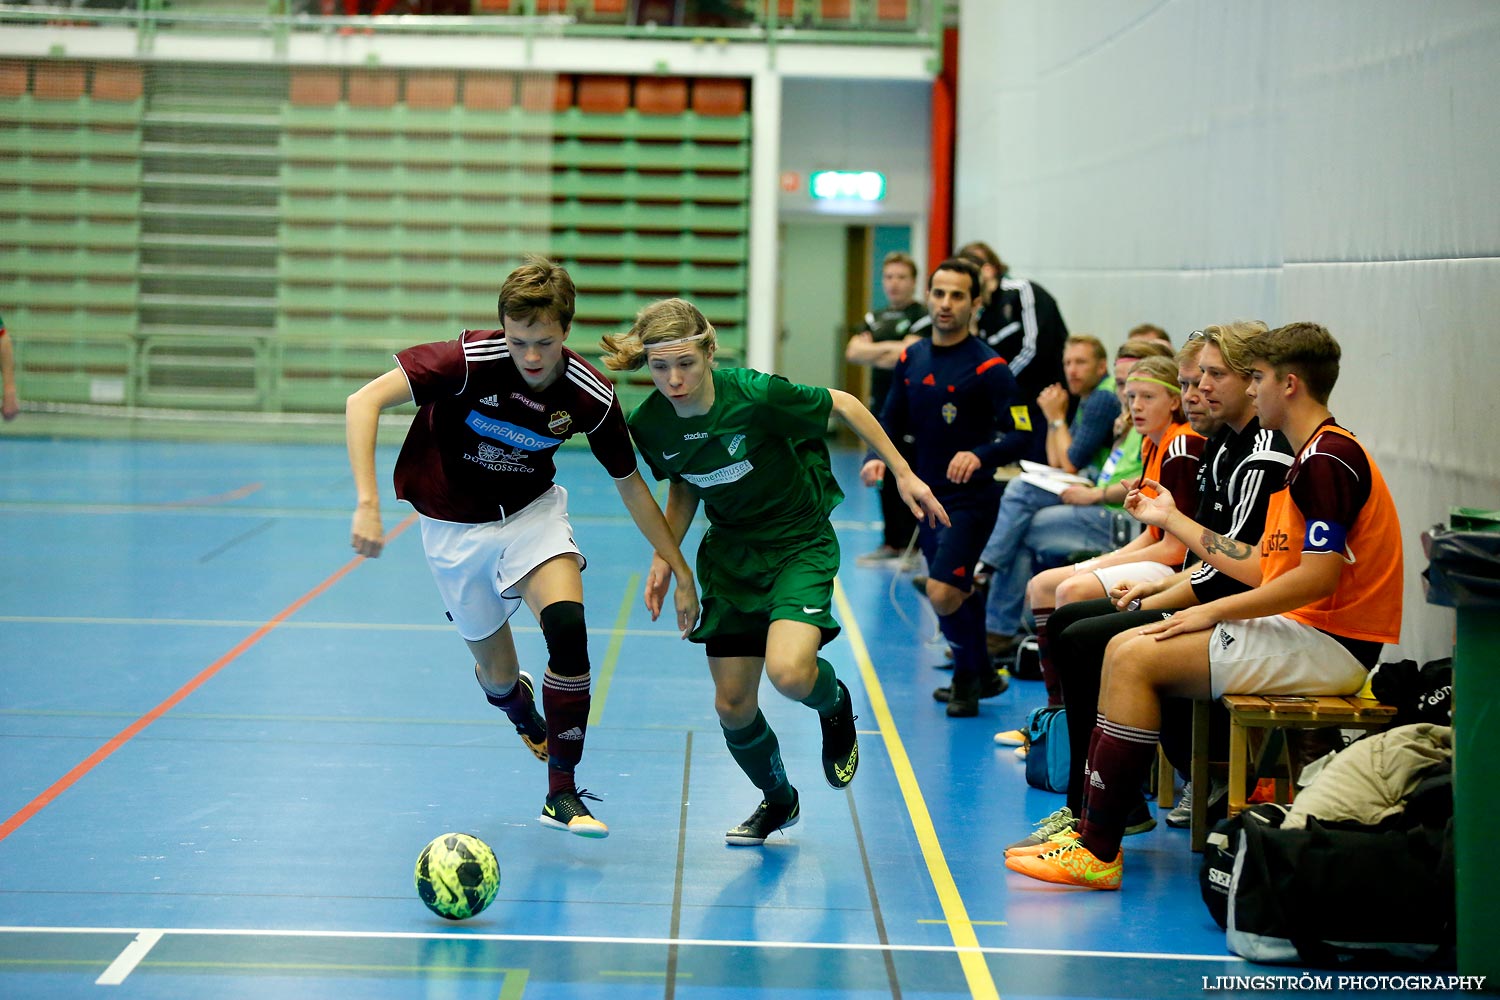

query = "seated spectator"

[
  {"left": 1127, "top": 322, "right": 1172, "bottom": 347},
  {"left": 1017, "top": 353, "right": 1206, "bottom": 697},
  {"left": 972, "top": 337, "right": 1173, "bottom": 664},
  {"left": 1005, "top": 322, "right": 1404, "bottom": 890},
  {"left": 1003, "top": 321, "right": 1293, "bottom": 848},
  {"left": 1038, "top": 334, "right": 1118, "bottom": 477}
]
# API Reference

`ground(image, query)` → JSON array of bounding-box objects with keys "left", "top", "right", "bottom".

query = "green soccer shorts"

[{"left": 690, "top": 522, "right": 842, "bottom": 649}]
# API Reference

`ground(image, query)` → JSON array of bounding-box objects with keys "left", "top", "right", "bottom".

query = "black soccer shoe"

[
  {"left": 725, "top": 790, "right": 801, "bottom": 846},
  {"left": 540, "top": 787, "right": 609, "bottom": 839},
  {"left": 932, "top": 670, "right": 1008, "bottom": 703},
  {"left": 819, "top": 679, "right": 859, "bottom": 789},
  {"left": 514, "top": 671, "right": 548, "bottom": 762}
]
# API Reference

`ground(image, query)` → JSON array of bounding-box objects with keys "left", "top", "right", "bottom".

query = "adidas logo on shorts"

[{"left": 1217, "top": 627, "right": 1236, "bottom": 651}]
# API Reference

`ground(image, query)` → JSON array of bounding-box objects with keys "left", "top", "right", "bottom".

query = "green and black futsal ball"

[{"left": 414, "top": 832, "right": 500, "bottom": 920}]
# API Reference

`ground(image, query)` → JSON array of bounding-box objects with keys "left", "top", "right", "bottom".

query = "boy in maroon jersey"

[{"left": 345, "top": 256, "right": 699, "bottom": 838}]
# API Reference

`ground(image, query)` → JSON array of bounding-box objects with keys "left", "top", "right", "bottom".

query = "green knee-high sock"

[
  {"left": 723, "top": 710, "right": 794, "bottom": 804},
  {"left": 799, "top": 657, "right": 842, "bottom": 716}
]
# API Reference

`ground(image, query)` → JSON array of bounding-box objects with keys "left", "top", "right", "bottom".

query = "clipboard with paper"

[{"left": 1016, "top": 460, "right": 1094, "bottom": 495}]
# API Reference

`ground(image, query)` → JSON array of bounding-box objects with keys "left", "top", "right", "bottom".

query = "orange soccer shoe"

[{"left": 1005, "top": 839, "right": 1122, "bottom": 890}]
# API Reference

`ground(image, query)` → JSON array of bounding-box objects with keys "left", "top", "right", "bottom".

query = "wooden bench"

[
  {"left": 1222, "top": 694, "right": 1397, "bottom": 820},
  {"left": 1155, "top": 698, "right": 1216, "bottom": 852}
]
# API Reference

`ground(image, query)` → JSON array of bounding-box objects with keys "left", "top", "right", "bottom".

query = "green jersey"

[
  {"left": 629, "top": 367, "right": 842, "bottom": 545},
  {"left": 1098, "top": 427, "right": 1144, "bottom": 508}
]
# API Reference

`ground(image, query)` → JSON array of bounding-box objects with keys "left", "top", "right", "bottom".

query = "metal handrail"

[{"left": 0, "top": 2, "right": 942, "bottom": 51}]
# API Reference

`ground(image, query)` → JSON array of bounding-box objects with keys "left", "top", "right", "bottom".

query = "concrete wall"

[{"left": 955, "top": 0, "right": 1500, "bottom": 659}]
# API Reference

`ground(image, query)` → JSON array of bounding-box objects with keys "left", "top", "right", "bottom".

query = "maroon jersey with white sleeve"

[{"left": 392, "top": 330, "right": 637, "bottom": 523}]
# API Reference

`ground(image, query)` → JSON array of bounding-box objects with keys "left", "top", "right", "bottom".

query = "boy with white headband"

[{"left": 602, "top": 298, "right": 948, "bottom": 846}]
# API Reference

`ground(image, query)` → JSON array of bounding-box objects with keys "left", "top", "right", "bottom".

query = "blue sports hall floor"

[{"left": 0, "top": 436, "right": 1434, "bottom": 998}]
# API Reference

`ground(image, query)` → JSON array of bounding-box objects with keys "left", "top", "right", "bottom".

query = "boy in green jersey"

[{"left": 602, "top": 299, "right": 948, "bottom": 845}]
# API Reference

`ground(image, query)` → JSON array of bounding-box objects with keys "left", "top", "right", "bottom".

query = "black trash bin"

[{"left": 1423, "top": 513, "right": 1500, "bottom": 981}]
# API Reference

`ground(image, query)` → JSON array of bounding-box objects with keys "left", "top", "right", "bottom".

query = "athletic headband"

[
  {"left": 643, "top": 332, "right": 710, "bottom": 351},
  {"left": 1126, "top": 376, "right": 1183, "bottom": 393}
]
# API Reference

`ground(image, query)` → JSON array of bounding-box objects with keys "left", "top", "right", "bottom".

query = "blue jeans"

[{"left": 981, "top": 482, "right": 1127, "bottom": 635}]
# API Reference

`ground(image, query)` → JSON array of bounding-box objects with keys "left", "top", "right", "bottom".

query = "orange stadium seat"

[
  {"left": 0, "top": 60, "right": 27, "bottom": 98},
  {"left": 463, "top": 73, "right": 516, "bottom": 111},
  {"left": 692, "top": 78, "right": 746, "bottom": 117},
  {"left": 635, "top": 77, "right": 687, "bottom": 116},
  {"left": 405, "top": 72, "right": 457, "bottom": 109},
  {"left": 575, "top": 75, "right": 631, "bottom": 114},
  {"left": 32, "top": 62, "right": 86, "bottom": 101},
  {"left": 290, "top": 70, "right": 342, "bottom": 106},
  {"left": 587, "top": 0, "right": 627, "bottom": 18},
  {"left": 347, "top": 70, "right": 399, "bottom": 108},
  {"left": 519, "top": 73, "right": 573, "bottom": 112},
  {"left": 91, "top": 64, "right": 144, "bottom": 102}
]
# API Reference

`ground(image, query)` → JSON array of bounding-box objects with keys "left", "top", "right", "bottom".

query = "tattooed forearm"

[{"left": 1202, "top": 530, "right": 1255, "bottom": 561}]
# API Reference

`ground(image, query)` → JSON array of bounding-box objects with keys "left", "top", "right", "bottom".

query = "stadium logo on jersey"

[
  {"left": 465, "top": 412, "right": 561, "bottom": 452},
  {"left": 467, "top": 440, "right": 531, "bottom": 473},
  {"left": 941, "top": 402, "right": 957, "bottom": 424},
  {"left": 547, "top": 411, "right": 573, "bottom": 436},
  {"left": 1261, "top": 527, "right": 1292, "bottom": 556},
  {"left": 725, "top": 433, "right": 746, "bottom": 457},
  {"left": 683, "top": 431, "right": 709, "bottom": 440},
  {"left": 681, "top": 459, "right": 753, "bottom": 489},
  {"left": 510, "top": 392, "right": 545, "bottom": 412},
  {"left": 478, "top": 394, "right": 500, "bottom": 407}
]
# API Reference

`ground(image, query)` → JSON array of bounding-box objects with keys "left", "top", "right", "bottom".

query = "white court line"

[
  {"left": 94, "top": 929, "right": 163, "bottom": 985},
  {"left": 0, "top": 925, "right": 1245, "bottom": 964}
]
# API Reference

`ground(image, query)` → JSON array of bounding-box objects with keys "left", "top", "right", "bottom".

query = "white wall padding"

[{"left": 956, "top": 0, "right": 1500, "bottom": 658}]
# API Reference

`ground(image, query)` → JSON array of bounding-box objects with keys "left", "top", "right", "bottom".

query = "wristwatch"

[{"left": 1049, "top": 418, "right": 1066, "bottom": 429}]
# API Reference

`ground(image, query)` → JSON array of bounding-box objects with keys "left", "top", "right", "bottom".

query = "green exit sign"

[{"left": 809, "top": 170, "right": 886, "bottom": 202}]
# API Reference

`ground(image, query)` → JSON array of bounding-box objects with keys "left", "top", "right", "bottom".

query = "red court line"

[
  {"left": 154, "top": 481, "right": 264, "bottom": 508},
  {"left": 0, "top": 513, "right": 418, "bottom": 844}
]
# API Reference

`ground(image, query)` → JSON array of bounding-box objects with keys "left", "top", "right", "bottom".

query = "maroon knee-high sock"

[
  {"left": 1071, "top": 712, "right": 1106, "bottom": 818},
  {"left": 1033, "top": 608, "right": 1061, "bottom": 705},
  {"left": 1078, "top": 717, "right": 1159, "bottom": 861},
  {"left": 543, "top": 669, "right": 590, "bottom": 795}
]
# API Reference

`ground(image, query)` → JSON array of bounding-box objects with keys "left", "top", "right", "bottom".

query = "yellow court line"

[
  {"left": 589, "top": 573, "right": 640, "bottom": 727},
  {"left": 833, "top": 577, "right": 1001, "bottom": 1000}
]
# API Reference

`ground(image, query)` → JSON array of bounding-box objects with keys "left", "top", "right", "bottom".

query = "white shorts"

[
  {"left": 1092, "top": 560, "right": 1177, "bottom": 593},
  {"left": 1206, "top": 615, "right": 1369, "bottom": 699},
  {"left": 418, "top": 485, "right": 585, "bottom": 641}
]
